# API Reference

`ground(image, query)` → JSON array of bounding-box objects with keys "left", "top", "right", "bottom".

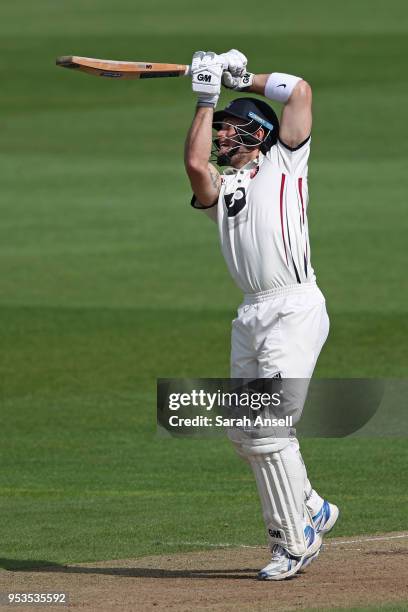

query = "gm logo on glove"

[{"left": 197, "top": 73, "right": 212, "bottom": 82}]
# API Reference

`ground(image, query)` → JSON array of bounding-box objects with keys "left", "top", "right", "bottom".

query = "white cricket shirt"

[{"left": 193, "top": 138, "right": 315, "bottom": 294}]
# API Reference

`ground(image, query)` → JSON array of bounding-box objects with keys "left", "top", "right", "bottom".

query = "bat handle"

[{"left": 184, "top": 65, "right": 191, "bottom": 77}]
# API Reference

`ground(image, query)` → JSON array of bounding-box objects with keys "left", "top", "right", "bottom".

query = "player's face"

[
  {"left": 216, "top": 116, "right": 262, "bottom": 168},
  {"left": 216, "top": 117, "right": 242, "bottom": 157}
]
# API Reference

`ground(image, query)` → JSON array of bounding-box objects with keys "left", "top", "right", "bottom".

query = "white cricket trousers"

[
  {"left": 231, "top": 282, "right": 329, "bottom": 380},
  {"left": 229, "top": 282, "right": 330, "bottom": 553}
]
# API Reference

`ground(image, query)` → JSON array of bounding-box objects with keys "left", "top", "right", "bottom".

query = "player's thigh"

[
  {"left": 279, "top": 296, "right": 329, "bottom": 377},
  {"left": 231, "top": 311, "right": 258, "bottom": 378},
  {"left": 257, "top": 292, "right": 329, "bottom": 378}
]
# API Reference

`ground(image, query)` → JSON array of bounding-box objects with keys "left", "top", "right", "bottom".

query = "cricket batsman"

[{"left": 184, "top": 50, "right": 339, "bottom": 580}]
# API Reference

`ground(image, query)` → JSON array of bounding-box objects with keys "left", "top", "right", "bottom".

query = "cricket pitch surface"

[{"left": 1, "top": 532, "right": 407, "bottom": 611}]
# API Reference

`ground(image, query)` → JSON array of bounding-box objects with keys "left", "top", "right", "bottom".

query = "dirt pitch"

[{"left": 1, "top": 533, "right": 407, "bottom": 611}]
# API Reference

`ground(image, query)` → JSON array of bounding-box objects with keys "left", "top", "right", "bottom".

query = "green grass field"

[{"left": 0, "top": 0, "right": 407, "bottom": 571}]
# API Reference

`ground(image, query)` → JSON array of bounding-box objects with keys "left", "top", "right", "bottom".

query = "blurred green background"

[{"left": 0, "top": 0, "right": 407, "bottom": 565}]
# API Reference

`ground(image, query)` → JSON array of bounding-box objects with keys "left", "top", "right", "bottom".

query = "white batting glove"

[
  {"left": 219, "top": 49, "right": 248, "bottom": 76},
  {"left": 222, "top": 71, "right": 254, "bottom": 91},
  {"left": 191, "top": 51, "right": 227, "bottom": 108}
]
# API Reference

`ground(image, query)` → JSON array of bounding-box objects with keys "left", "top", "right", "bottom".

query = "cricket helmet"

[{"left": 212, "top": 97, "right": 279, "bottom": 165}]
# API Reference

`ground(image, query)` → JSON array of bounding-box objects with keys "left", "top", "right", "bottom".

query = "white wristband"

[{"left": 264, "top": 72, "right": 302, "bottom": 103}]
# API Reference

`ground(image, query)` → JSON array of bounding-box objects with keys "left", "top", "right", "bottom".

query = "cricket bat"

[{"left": 56, "top": 56, "right": 191, "bottom": 79}]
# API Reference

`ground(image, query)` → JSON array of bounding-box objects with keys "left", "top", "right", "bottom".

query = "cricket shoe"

[
  {"left": 312, "top": 500, "right": 339, "bottom": 535},
  {"left": 300, "top": 500, "right": 339, "bottom": 572},
  {"left": 299, "top": 546, "right": 321, "bottom": 571},
  {"left": 257, "top": 525, "right": 322, "bottom": 581}
]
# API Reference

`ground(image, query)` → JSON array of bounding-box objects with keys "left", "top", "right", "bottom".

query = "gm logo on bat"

[{"left": 198, "top": 73, "right": 212, "bottom": 82}]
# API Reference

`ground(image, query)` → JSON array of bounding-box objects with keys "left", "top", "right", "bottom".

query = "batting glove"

[
  {"left": 219, "top": 49, "right": 248, "bottom": 76},
  {"left": 222, "top": 70, "right": 254, "bottom": 91},
  {"left": 191, "top": 51, "right": 227, "bottom": 108}
]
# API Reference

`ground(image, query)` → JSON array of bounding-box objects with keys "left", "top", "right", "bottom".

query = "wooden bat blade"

[{"left": 56, "top": 56, "right": 190, "bottom": 79}]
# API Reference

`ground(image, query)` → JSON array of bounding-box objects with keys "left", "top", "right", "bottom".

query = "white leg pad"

[
  {"left": 289, "top": 436, "right": 324, "bottom": 516},
  {"left": 229, "top": 430, "right": 309, "bottom": 557},
  {"left": 248, "top": 447, "right": 307, "bottom": 556}
]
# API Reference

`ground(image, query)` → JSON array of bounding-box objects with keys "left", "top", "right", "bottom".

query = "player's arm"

[
  {"left": 222, "top": 64, "right": 312, "bottom": 149},
  {"left": 249, "top": 74, "right": 311, "bottom": 148},
  {"left": 184, "top": 107, "right": 221, "bottom": 207},
  {"left": 184, "top": 51, "right": 226, "bottom": 207}
]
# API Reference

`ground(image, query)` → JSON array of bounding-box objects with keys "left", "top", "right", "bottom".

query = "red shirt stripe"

[
  {"left": 298, "top": 177, "right": 305, "bottom": 224},
  {"left": 280, "top": 173, "right": 288, "bottom": 265}
]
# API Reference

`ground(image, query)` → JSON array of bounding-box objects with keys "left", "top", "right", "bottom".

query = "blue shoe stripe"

[
  {"left": 313, "top": 500, "right": 331, "bottom": 531},
  {"left": 312, "top": 506, "right": 323, "bottom": 523},
  {"left": 304, "top": 524, "right": 315, "bottom": 546}
]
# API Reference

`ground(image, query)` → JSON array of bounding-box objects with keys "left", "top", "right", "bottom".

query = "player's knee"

[{"left": 228, "top": 427, "right": 290, "bottom": 459}]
